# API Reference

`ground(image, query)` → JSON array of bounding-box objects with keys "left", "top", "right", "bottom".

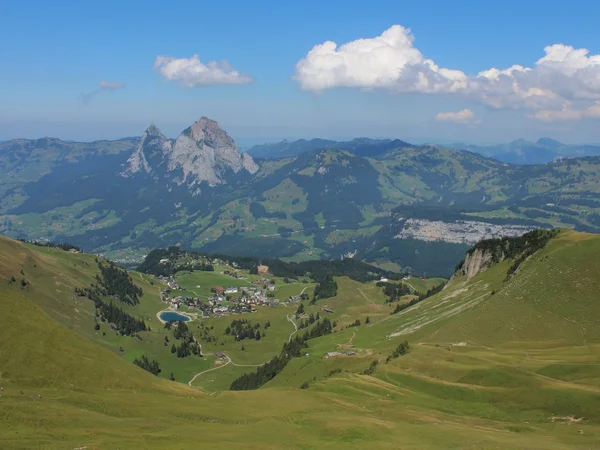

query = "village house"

[
  {"left": 159, "top": 258, "right": 170, "bottom": 264},
  {"left": 225, "top": 287, "right": 238, "bottom": 294},
  {"left": 214, "top": 286, "right": 225, "bottom": 295}
]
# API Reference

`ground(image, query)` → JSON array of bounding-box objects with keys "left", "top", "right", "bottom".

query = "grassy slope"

[{"left": 2, "top": 231, "right": 600, "bottom": 448}]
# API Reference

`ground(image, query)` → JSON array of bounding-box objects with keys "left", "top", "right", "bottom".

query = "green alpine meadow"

[{"left": 1, "top": 228, "right": 600, "bottom": 448}]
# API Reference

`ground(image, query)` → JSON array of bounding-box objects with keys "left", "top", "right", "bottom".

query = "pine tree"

[{"left": 171, "top": 344, "right": 176, "bottom": 354}]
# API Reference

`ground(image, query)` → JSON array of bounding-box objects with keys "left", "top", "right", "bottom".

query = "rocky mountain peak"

[
  {"left": 123, "top": 117, "right": 259, "bottom": 187},
  {"left": 144, "top": 124, "right": 164, "bottom": 137},
  {"left": 122, "top": 124, "right": 171, "bottom": 176}
]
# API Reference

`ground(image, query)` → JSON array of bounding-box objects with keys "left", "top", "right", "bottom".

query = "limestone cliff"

[
  {"left": 122, "top": 117, "right": 259, "bottom": 186},
  {"left": 122, "top": 124, "right": 172, "bottom": 176},
  {"left": 460, "top": 247, "right": 502, "bottom": 279}
]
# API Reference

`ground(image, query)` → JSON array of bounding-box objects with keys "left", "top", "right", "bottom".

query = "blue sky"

[{"left": 1, "top": 0, "right": 600, "bottom": 145}]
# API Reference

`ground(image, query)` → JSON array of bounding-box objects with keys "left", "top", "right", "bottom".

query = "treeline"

[
  {"left": 97, "top": 261, "right": 143, "bottom": 305},
  {"left": 174, "top": 262, "right": 214, "bottom": 273},
  {"left": 230, "top": 318, "right": 333, "bottom": 390},
  {"left": 225, "top": 319, "right": 265, "bottom": 341},
  {"left": 133, "top": 355, "right": 161, "bottom": 376},
  {"left": 18, "top": 239, "right": 81, "bottom": 252},
  {"left": 138, "top": 247, "right": 401, "bottom": 283},
  {"left": 74, "top": 287, "right": 148, "bottom": 335}
]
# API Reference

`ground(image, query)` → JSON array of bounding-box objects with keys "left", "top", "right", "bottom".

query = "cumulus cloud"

[
  {"left": 294, "top": 25, "right": 600, "bottom": 121},
  {"left": 435, "top": 109, "right": 480, "bottom": 124},
  {"left": 154, "top": 54, "right": 252, "bottom": 87},
  {"left": 79, "top": 80, "right": 125, "bottom": 105}
]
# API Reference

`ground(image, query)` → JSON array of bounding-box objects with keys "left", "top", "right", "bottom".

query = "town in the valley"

[{"left": 153, "top": 256, "right": 310, "bottom": 319}]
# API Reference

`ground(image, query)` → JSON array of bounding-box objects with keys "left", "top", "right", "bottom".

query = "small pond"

[{"left": 159, "top": 311, "right": 191, "bottom": 322}]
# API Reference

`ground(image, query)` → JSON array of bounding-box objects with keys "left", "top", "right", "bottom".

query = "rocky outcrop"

[
  {"left": 123, "top": 117, "right": 259, "bottom": 186},
  {"left": 460, "top": 248, "right": 500, "bottom": 279},
  {"left": 123, "top": 125, "right": 172, "bottom": 176}
]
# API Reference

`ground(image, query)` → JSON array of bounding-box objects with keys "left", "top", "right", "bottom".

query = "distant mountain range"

[
  {"left": 247, "top": 138, "right": 414, "bottom": 159},
  {"left": 248, "top": 136, "right": 600, "bottom": 165},
  {"left": 1, "top": 118, "right": 600, "bottom": 276}
]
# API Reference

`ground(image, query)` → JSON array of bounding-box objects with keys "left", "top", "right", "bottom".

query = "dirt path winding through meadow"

[
  {"left": 287, "top": 314, "right": 299, "bottom": 342},
  {"left": 188, "top": 353, "right": 266, "bottom": 387},
  {"left": 188, "top": 357, "right": 231, "bottom": 386},
  {"left": 348, "top": 330, "right": 356, "bottom": 345},
  {"left": 358, "top": 288, "right": 375, "bottom": 304}
]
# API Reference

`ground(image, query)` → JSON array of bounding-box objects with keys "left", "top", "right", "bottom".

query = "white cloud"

[
  {"left": 293, "top": 25, "right": 467, "bottom": 94},
  {"left": 294, "top": 26, "right": 600, "bottom": 121},
  {"left": 530, "top": 101, "right": 600, "bottom": 122},
  {"left": 79, "top": 80, "right": 125, "bottom": 105},
  {"left": 154, "top": 54, "right": 252, "bottom": 87},
  {"left": 436, "top": 109, "right": 480, "bottom": 124},
  {"left": 99, "top": 80, "right": 125, "bottom": 89}
]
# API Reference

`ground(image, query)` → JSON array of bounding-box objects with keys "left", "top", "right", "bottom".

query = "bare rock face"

[
  {"left": 123, "top": 124, "right": 172, "bottom": 176},
  {"left": 460, "top": 247, "right": 504, "bottom": 279},
  {"left": 123, "top": 117, "right": 259, "bottom": 186}
]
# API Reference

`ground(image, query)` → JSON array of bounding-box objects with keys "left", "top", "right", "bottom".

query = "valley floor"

[{"left": 2, "top": 230, "right": 600, "bottom": 448}]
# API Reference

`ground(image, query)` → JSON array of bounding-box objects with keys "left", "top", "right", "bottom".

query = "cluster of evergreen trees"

[
  {"left": 347, "top": 319, "right": 361, "bottom": 328},
  {"left": 378, "top": 282, "right": 412, "bottom": 303},
  {"left": 312, "top": 275, "right": 338, "bottom": 302},
  {"left": 133, "top": 355, "right": 161, "bottom": 376},
  {"left": 230, "top": 318, "right": 333, "bottom": 390},
  {"left": 97, "top": 301, "right": 148, "bottom": 335},
  {"left": 225, "top": 319, "right": 264, "bottom": 341},
  {"left": 362, "top": 360, "right": 379, "bottom": 375},
  {"left": 17, "top": 239, "right": 81, "bottom": 252},
  {"left": 296, "top": 312, "right": 320, "bottom": 330},
  {"left": 96, "top": 262, "right": 143, "bottom": 305},
  {"left": 386, "top": 341, "right": 409, "bottom": 363},
  {"left": 136, "top": 246, "right": 181, "bottom": 276},
  {"left": 74, "top": 287, "right": 148, "bottom": 335},
  {"left": 171, "top": 321, "right": 202, "bottom": 358}
]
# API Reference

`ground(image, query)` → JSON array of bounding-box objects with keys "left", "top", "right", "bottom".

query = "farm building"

[{"left": 214, "top": 286, "right": 225, "bottom": 294}]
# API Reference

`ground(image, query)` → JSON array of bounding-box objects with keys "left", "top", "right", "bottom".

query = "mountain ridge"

[
  {"left": 1, "top": 118, "right": 600, "bottom": 275},
  {"left": 123, "top": 117, "right": 258, "bottom": 187}
]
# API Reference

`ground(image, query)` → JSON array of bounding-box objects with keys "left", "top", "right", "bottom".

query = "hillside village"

[{"left": 155, "top": 264, "right": 302, "bottom": 318}]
